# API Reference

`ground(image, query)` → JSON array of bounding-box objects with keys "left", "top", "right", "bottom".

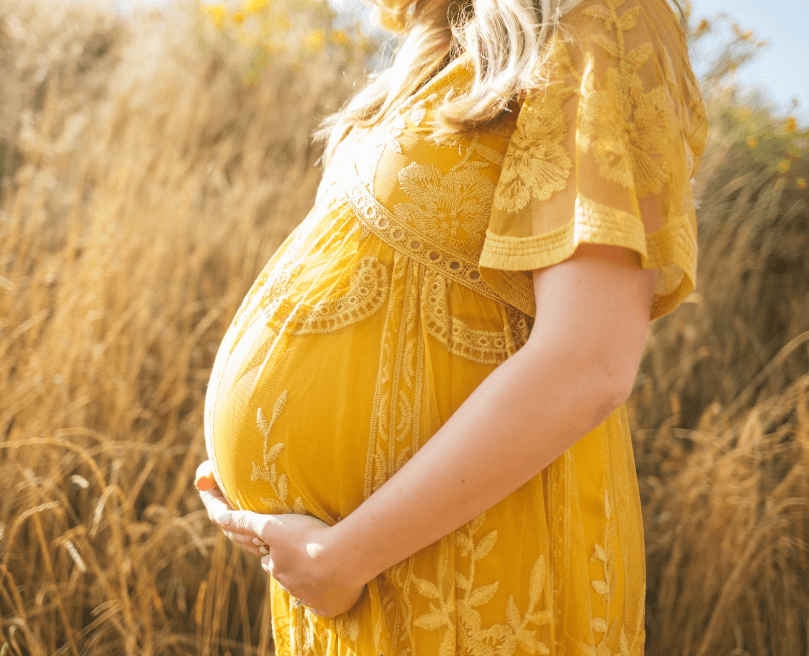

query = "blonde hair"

[{"left": 313, "top": 0, "right": 686, "bottom": 167}]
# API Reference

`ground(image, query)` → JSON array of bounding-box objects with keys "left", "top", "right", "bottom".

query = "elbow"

[{"left": 593, "top": 351, "right": 638, "bottom": 418}]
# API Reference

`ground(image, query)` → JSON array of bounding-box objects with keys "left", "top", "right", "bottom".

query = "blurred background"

[{"left": 0, "top": 0, "right": 806, "bottom": 654}]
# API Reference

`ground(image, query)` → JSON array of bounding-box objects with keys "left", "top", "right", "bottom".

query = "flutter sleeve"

[{"left": 479, "top": 0, "right": 709, "bottom": 321}]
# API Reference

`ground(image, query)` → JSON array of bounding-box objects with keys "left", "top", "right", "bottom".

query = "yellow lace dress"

[{"left": 203, "top": 0, "right": 708, "bottom": 653}]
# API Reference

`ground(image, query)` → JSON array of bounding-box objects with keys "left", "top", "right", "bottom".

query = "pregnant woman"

[{"left": 196, "top": 0, "right": 708, "bottom": 652}]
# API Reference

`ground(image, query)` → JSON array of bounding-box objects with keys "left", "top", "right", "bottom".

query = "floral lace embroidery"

[
  {"left": 410, "top": 534, "right": 456, "bottom": 656},
  {"left": 455, "top": 513, "right": 553, "bottom": 656},
  {"left": 250, "top": 390, "right": 307, "bottom": 514},
  {"left": 492, "top": 43, "right": 577, "bottom": 214},
  {"left": 364, "top": 252, "right": 425, "bottom": 499},
  {"left": 255, "top": 256, "right": 389, "bottom": 336},
  {"left": 229, "top": 260, "right": 305, "bottom": 355},
  {"left": 423, "top": 269, "right": 530, "bottom": 365},
  {"left": 393, "top": 159, "right": 494, "bottom": 257},
  {"left": 492, "top": 0, "right": 707, "bottom": 215},
  {"left": 354, "top": 94, "right": 437, "bottom": 197},
  {"left": 284, "top": 257, "right": 388, "bottom": 335},
  {"left": 345, "top": 164, "right": 536, "bottom": 311},
  {"left": 576, "top": 0, "right": 673, "bottom": 197},
  {"left": 574, "top": 489, "right": 640, "bottom": 656},
  {"left": 333, "top": 602, "right": 361, "bottom": 642}
]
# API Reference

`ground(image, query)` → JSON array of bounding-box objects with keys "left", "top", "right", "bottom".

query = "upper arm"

[{"left": 528, "top": 243, "right": 657, "bottom": 403}]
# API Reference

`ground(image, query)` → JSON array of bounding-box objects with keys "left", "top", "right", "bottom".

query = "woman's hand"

[{"left": 194, "top": 460, "right": 367, "bottom": 618}]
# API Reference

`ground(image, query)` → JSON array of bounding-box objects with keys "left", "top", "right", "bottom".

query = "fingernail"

[
  {"left": 260, "top": 546, "right": 269, "bottom": 554},
  {"left": 215, "top": 511, "right": 231, "bottom": 525},
  {"left": 252, "top": 538, "right": 263, "bottom": 546}
]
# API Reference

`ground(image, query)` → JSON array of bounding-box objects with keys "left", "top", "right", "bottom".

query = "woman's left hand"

[{"left": 195, "top": 463, "right": 367, "bottom": 618}]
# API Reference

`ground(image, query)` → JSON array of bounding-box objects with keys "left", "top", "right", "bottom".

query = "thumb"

[
  {"left": 194, "top": 460, "right": 217, "bottom": 491},
  {"left": 226, "top": 511, "right": 285, "bottom": 543}
]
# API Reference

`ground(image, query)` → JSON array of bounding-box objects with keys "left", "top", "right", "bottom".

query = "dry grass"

[
  {"left": 628, "top": 89, "right": 809, "bottom": 654},
  {"left": 0, "top": 0, "right": 366, "bottom": 653},
  {"left": 0, "top": 0, "right": 807, "bottom": 654}
]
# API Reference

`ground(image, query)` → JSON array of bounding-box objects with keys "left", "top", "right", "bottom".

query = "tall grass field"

[{"left": 0, "top": 0, "right": 807, "bottom": 654}]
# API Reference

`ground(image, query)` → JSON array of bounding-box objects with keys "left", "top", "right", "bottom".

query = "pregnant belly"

[{"left": 206, "top": 312, "right": 384, "bottom": 522}]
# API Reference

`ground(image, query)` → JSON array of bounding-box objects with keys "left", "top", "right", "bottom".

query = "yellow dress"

[{"left": 203, "top": 0, "right": 708, "bottom": 653}]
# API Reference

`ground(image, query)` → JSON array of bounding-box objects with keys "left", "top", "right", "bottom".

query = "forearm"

[{"left": 327, "top": 336, "right": 626, "bottom": 587}]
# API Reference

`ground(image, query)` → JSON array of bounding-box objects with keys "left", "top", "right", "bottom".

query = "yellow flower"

[
  {"left": 747, "top": 136, "right": 758, "bottom": 149},
  {"left": 797, "top": 178, "right": 807, "bottom": 190},
  {"left": 270, "top": 14, "right": 291, "bottom": 31},
  {"left": 778, "top": 160, "right": 791, "bottom": 174},
  {"left": 243, "top": 0, "right": 269, "bottom": 13},
  {"left": 262, "top": 40, "right": 287, "bottom": 55},
  {"left": 302, "top": 29, "right": 325, "bottom": 54},
  {"left": 331, "top": 29, "right": 348, "bottom": 45},
  {"left": 694, "top": 19, "right": 710, "bottom": 38},
  {"left": 785, "top": 116, "right": 797, "bottom": 134},
  {"left": 201, "top": 3, "right": 227, "bottom": 30},
  {"left": 232, "top": 10, "right": 245, "bottom": 24}
]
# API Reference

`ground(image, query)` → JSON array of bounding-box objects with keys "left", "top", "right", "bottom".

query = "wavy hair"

[{"left": 313, "top": 0, "right": 686, "bottom": 167}]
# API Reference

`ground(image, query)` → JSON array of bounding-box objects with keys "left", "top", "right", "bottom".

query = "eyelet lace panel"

[
  {"left": 260, "top": 256, "right": 390, "bottom": 335},
  {"left": 344, "top": 161, "right": 516, "bottom": 309},
  {"left": 423, "top": 269, "right": 531, "bottom": 365}
]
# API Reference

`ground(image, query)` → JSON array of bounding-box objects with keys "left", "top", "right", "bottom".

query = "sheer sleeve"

[{"left": 479, "top": 0, "right": 709, "bottom": 321}]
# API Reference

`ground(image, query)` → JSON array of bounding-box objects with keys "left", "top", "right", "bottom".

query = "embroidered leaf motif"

[
  {"left": 505, "top": 595, "right": 521, "bottom": 630},
  {"left": 438, "top": 630, "right": 454, "bottom": 656},
  {"left": 592, "top": 34, "right": 620, "bottom": 58},
  {"left": 260, "top": 497, "right": 291, "bottom": 513},
  {"left": 458, "top": 512, "right": 551, "bottom": 655},
  {"left": 413, "top": 576, "right": 441, "bottom": 600},
  {"left": 251, "top": 391, "right": 306, "bottom": 514},
  {"left": 468, "top": 581, "right": 499, "bottom": 608},
  {"left": 624, "top": 42, "right": 653, "bottom": 70},
  {"left": 528, "top": 554, "right": 547, "bottom": 607},
  {"left": 492, "top": 61, "right": 575, "bottom": 213},
  {"left": 413, "top": 609, "right": 445, "bottom": 630},
  {"left": 581, "top": 4, "right": 611, "bottom": 20},
  {"left": 617, "top": 6, "right": 640, "bottom": 31},
  {"left": 592, "top": 617, "right": 609, "bottom": 633},
  {"left": 472, "top": 530, "right": 497, "bottom": 561},
  {"left": 456, "top": 532, "right": 474, "bottom": 556}
]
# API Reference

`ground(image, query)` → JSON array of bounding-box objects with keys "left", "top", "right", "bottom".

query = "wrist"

[{"left": 324, "top": 518, "right": 375, "bottom": 589}]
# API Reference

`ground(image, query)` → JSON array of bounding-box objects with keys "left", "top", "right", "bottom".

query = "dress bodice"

[{"left": 314, "top": 54, "right": 537, "bottom": 314}]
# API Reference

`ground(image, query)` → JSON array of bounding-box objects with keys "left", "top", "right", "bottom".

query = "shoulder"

[
  {"left": 523, "top": 0, "right": 706, "bottom": 151},
  {"left": 539, "top": 0, "right": 691, "bottom": 76},
  {"left": 558, "top": 0, "right": 687, "bottom": 38}
]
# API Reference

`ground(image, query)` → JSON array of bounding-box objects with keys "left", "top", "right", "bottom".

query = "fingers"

[
  {"left": 194, "top": 460, "right": 217, "bottom": 491},
  {"left": 224, "top": 530, "right": 264, "bottom": 556},
  {"left": 261, "top": 553, "right": 275, "bottom": 577},
  {"left": 199, "top": 488, "right": 233, "bottom": 522},
  {"left": 217, "top": 509, "right": 283, "bottom": 543}
]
